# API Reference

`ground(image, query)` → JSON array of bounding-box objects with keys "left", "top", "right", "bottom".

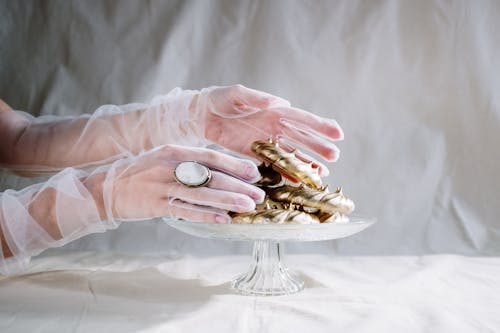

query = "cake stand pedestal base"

[
  {"left": 231, "top": 240, "right": 304, "bottom": 296},
  {"left": 164, "top": 215, "right": 376, "bottom": 296}
]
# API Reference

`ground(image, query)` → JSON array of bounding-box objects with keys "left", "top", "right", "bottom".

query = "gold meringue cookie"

[
  {"left": 251, "top": 140, "right": 323, "bottom": 191},
  {"left": 268, "top": 185, "right": 355, "bottom": 214},
  {"left": 229, "top": 139, "right": 355, "bottom": 225},
  {"left": 231, "top": 209, "right": 320, "bottom": 225}
]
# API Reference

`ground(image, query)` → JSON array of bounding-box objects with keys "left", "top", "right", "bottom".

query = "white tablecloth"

[
  {"left": 1, "top": 0, "right": 500, "bottom": 256},
  {"left": 1, "top": 252, "right": 498, "bottom": 332}
]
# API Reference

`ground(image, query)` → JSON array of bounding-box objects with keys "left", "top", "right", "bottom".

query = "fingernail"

[
  {"left": 270, "top": 96, "right": 291, "bottom": 108},
  {"left": 337, "top": 127, "right": 344, "bottom": 140},
  {"left": 319, "top": 165, "right": 330, "bottom": 177},
  {"left": 328, "top": 118, "right": 340, "bottom": 127},
  {"left": 250, "top": 188, "right": 266, "bottom": 203},
  {"left": 328, "top": 118, "right": 344, "bottom": 140},
  {"left": 235, "top": 197, "right": 255, "bottom": 210},
  {"left": 244, "top": 162, "right": 260, "bottom": 181},
  {"left": 215, "top": 215, "right": 231, "bottom": 224},
  {"left": 329, "top": 146, "right": 341, "bottom": 162}
]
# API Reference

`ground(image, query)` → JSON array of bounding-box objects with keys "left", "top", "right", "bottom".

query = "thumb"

[
  {"left": 0, "top": 99, "right": 13, "bottom": 112},
  {"left": 233, "top": 85, "right": 291, "bottom": 110}
]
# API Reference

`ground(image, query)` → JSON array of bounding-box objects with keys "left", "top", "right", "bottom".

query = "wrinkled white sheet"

[
  {"left": 1, "top": 0, "right": 499, "bottom": 256},
  {"left": 1, "top": 252, "right": 499, "bottom": 332}
]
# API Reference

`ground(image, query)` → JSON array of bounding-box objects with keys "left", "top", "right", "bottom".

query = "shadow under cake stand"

[{"left": 163, "top": 215, "right": 376, "bottom": 296}]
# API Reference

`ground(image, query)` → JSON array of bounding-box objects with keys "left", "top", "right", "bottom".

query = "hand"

[
  {"left": 90, "top": 144, "right": 266, "bottom": 223},
  {"left": 0, "top": 86, "right": 343, "bottom": 178},
  {"left": 198, "top": 85, "right": 344, "bottom": 176}
]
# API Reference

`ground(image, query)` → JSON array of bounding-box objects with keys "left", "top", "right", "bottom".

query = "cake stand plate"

[{"left": 163, "top": 215, "right": 376, "bottom": 296}]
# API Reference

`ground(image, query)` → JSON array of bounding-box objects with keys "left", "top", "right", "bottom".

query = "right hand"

[
  {"left": 88, "top": 145, "right": 266, "bottom": 223},
  {"left": 198, "top": 85, "right": 344, "bottom": 177}
]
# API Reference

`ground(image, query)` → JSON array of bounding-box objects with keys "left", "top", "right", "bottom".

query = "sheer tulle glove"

[
  {"left": 0, "top": 85, "right": 343, "bottom": 176},
  {"left": 97, "top": 144, "right": 264, "bottom": 222},
  {"left": 0, "top": 144, "right": 264, "bottom": 275},
  {"left": 0, "top": 89, "right": 202, "bottom": 174},
  {"left": 198, "top": 85, "right": 344, "bottom": 171}
]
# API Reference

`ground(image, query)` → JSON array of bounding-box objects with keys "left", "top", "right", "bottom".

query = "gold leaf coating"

[
  {"left": 251, "top": 140, "right": 323, "bottom": 190},
  {"left": 231, "top": 209, "right": 320, "bottom": 225},
  {"left": 228, "top": 139, "right": 355, "bottom": 225},
  {"left": 315, "top": 211, "right": 349, "bottom": 223},
  {"left": 268, "top": 185, "right": 355, "bottom": 214}
]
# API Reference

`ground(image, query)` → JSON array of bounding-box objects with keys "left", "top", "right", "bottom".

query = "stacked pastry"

[{"left": 230, "top": 140, "right": 355, "bottom": 224}]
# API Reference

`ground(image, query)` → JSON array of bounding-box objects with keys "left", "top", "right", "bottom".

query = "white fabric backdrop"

[
  {"left": 1, "top": 0, "right": 499, "bottom": 257},
  {"left": 2, "top": 2, "right": 500, "bottom": 332}
]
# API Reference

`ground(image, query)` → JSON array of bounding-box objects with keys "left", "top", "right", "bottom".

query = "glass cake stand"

[{"left": 163, "top": 215, "right": 376, "bottom": 296}]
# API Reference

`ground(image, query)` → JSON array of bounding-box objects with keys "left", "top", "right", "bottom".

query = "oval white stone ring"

[{"left": 174, "top": 161, "right": 212, "bottom": 187}]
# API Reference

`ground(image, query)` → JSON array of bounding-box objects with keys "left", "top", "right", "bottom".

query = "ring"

[{"left": 174, "top": 161, "right": 212, "bottom": 187}]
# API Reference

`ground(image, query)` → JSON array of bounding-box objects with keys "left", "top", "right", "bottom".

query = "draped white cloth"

[
  {"left": 1, "top": 252, "right": 499, "bottom": 332},
  {"left": 0, "top": 0, "right": 499, "bottom": 331}
]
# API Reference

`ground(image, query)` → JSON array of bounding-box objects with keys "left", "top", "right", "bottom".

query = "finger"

[
  {"left": 0, "top": 99, "right": 13, "bottom": 112},
  {"left": 274, "top": 108, "right": 344, "bottom": 141},
  {"left": 165, "top": 199, "right": 231, "bottom": 223},
  {"left": 160, "top": 145, "right": 261, "bottom": 182},
  {"left": 208, "top": 171, "right": 265, "bottom": 203},
  {"left": 279, "top": 120, "right": 341, "bottom": 161},
  {"left": 231, "top": 84, "right": 290, "bottom": 110},
  {"left": 165, "top": 183, "right": 256, "bottom": 212},
  {"left": 277, "top": 138, "right": 330, "bottom": 177}
]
